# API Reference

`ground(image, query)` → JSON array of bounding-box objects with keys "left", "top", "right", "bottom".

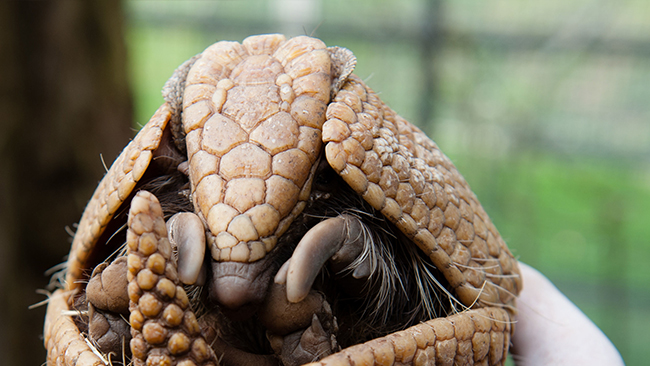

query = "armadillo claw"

[
  {"left": 167, "top": 212, "right": 208, "bottom": 286},
  {"left": 304, "top": 307, "right": 512, "bottom": 366},
  {"left": 276, "top": 214, "right": 365, "bottom": 303},
  {"left": 272, "top": 314, "right": 338, "bottom": 366},
  {"left": 126, "top": 191, "right": 218, "bottom": 366}
]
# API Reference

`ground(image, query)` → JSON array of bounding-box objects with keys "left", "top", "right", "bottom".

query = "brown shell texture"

[{"left": 44, "top": 34, "right": 521, "bottom": 366}]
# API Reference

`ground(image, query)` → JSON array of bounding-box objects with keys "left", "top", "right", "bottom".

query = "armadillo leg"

[
  {"left": 126, "top": 190, "right": 218, "bottom": 366},
  {"left": 304, "top": 307, "right": 512, "bottom": 366}
]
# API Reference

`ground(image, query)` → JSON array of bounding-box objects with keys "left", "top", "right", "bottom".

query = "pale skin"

[{"left": 512, "top": 262, "right": 625, "bottom": 366}]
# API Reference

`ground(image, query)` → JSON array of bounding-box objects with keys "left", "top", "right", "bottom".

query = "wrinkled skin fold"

[{"left": 43, "top": 34, "right": 521, "bottom": 366}]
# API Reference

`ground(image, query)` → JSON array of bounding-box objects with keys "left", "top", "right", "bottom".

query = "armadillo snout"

[{"left": 209, "top": 259, "right": 277, "bottom": 313}]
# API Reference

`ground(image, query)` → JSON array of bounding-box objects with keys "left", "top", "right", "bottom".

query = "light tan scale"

[{"left": 44, "top": 34, "right": 521, "bottom": 366}]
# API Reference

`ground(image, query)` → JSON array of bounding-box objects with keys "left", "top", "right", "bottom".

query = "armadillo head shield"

[
  {"left": 179, "top": 34, "right": 355, "bottom": 264},
  {"left": 168, "top": 35, "right": 355, "bottom": 308}
]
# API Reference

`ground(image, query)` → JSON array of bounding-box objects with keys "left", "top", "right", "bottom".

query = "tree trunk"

[{"left": 0, "top": 1, "right": 132, "bottom": 364}]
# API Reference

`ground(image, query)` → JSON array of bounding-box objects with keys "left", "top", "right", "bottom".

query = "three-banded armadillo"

[{"left": 44, "top": 34, "right": 521, "bottom": 366}]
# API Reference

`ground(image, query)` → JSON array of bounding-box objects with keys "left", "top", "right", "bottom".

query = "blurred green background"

[
  {"left": 3, "top": 0, "right": 646, "bottom": 364},
  {"left": 125, "top": 0, "right": 648, "bottom": 364}
]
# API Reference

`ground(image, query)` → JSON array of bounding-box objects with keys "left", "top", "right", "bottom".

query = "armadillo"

[{"left": 43, "top": 34, "right": 521, "bottom": 366}]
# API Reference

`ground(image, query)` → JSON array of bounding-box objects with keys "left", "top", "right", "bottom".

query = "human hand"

[{"left": 511, "top": 262, "right": 624, "bottom": 366}]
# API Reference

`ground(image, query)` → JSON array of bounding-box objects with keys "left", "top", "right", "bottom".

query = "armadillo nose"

[
  {"left": 210, "top": 276, "right": 257, "bottom": 310},
  {"left": 209, "top": 260, "right": 272, "bottom": 311}
]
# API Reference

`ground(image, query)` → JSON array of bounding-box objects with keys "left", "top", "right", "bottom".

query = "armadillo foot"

[
  {"left": 270, "top": 314, "right": 338, "bottom": 366},
  {"left": 85, "top": 256, "right": 132, "bottom": 357},
  {"left": 87, "top": 303, "right": 132, "bottom": 358},
  {"left": 126, "top": 190, "right": 218, "bottom": 366},
  {"left": 261, "top": 283, "right": 339, "bottom": 366},
  {"left": 86, "top": 256, "right": 130, "bottom": 314}
]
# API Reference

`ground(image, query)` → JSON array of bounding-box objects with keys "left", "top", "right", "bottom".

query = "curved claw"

[
  {"left": 167, "top": 212, "right": 207, "bottom": 285},
  {"left": 351, "top": 258, "right": 371, "bottom": 279},
  {"left": 278, "top": 214, "right": 366, "bottom": 303},
  {"left": 271, "top": 314, "right": 338, "bottom": 366}
]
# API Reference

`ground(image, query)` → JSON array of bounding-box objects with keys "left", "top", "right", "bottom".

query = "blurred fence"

[{"left": 125, "top": 1, "right": 650, "bottom": 364}]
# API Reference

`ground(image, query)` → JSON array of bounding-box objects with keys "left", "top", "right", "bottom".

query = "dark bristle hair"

[
  {"left": 73, "top": 150, "right": 460, "bottom": 359},
  {"left": 294, "top": 163, "right": 457, "bottom": 347}
]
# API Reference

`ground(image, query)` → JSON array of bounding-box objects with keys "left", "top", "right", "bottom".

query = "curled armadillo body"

[{"left": 44, "top": 34, "right": 521, "bottom": 366}]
